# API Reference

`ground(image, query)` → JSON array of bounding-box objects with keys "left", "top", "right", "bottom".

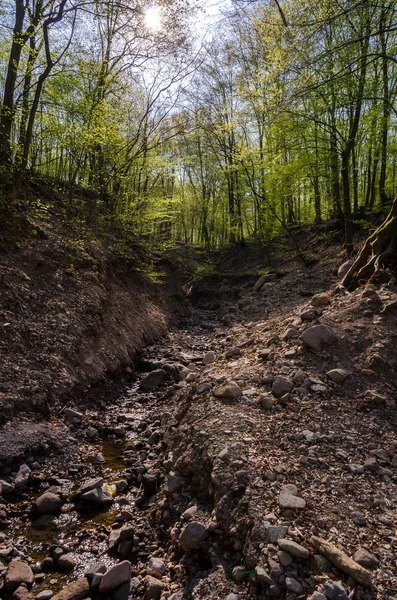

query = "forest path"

[{"left": 2, "top": 265, "right": 397, "bottom": 600}]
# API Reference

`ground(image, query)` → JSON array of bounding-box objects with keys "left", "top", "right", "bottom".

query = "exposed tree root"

[{"left": 342, "top": 197, "right": 397, "bottom": 290}]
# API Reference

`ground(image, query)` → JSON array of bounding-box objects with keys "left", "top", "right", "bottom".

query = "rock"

[
  {"left": 64, "top": 408, "right": 83, "bottom": 422},
  {"left": 77, "top": 478, "right": 104, "bottom": 496},
  {"left": 81, "top": 487, "right": 113, "bottom": 505},
  {"left": 254, "top": 273, "right": 276, "bottom": 292},
  {"left": 95, "top": 453, "right": 105, "bottom": 463},
  {"left": 338, "top": 260, "right": 354, "bottom": 278},
  {"left": 258, "top": 349, "right": 274, "bottom": 361},
  {"left": 353, "top": 548, "right": 379, "bottom": 570},
  {"left": 197, "top": 382, "right": 212, "bottom": 393},
  {"left": 213, "top": 383, "right": 242, "bottom": 399},
  {"left": 326, "top": 369, "right": 351, "bottom": 383},
  {"left": 0, "top": 479, "right": 15, "bottom": 494},
  {"left": 168, "top": 594, "right": 184, "bottom": 600},
  {"left": 351, "top": 512, "right": 366, "bottom": 526},
  {"left": 41, "top": 557, "right": 54, "bottom": 571},
  {"left": 321, "top": 580, "right": 348, "bottom": 600},
  {"left": 349, "top": 464, "right": 364, "bottom": 475},
  {"left": 309, "top": 536, "right": 372, "bottom": 588},
  {"left": 278, "top": 539, "right": 309, "bottom": 559},
  {"left": 12, "top": 586, "right": 34, "bottom": 600},
  {"left": 179, "top": 521, "right": 207, "bottom": 551},
  {"left": 36, "top": 591, "right": 54, "bottom": 600},
  {"left": 225, "top": 348, "right": 242, "bottom": 359},
  {"left": 99, "top": 561, "right": 131, "bottom": 595},
  {"left": 282, "top": 326, "right": 298, "bottom": 341},
  {"left": 34, "top": 492, "right": 62, "bottom": 516},
  {"left": 108, "top": 525, "right": 134, "bottom": 550},
  {"left": 14, "top": 464, "right": 31, "bottom": 488},
  {"left": 302, "top": 429, "right": 318, "bottom": 443},
  {"left": 182, "top": 505, "right": 198, "bottom": 521},
  {"left": 258, "top": 393, "right": 274, "bottom": 410},
  {"left": 164, "top": 473, "right": 184, "bottom": 495},
  {"left": 226, "top": 595, "right": 239, "bottom": 600},
  {"left": 51, "top": 578, "right": 90, "bottom": 600},
  {"left": 147, "top": 557, "right": 166, "bottom": 577},
  {"left": 278, "top": 550, "right": 293, "bottom": 566},
  {"left": 203, "top": 351, "right": 215, "bottom": 365},
  {"left": 311, "top": 554, "right": 331, "bottom": 573},
  {"left": 309, "top": 594, "right": 327, "bottom": 600},
  {"left": 114, "top": 479, "right": 128, "bottom": 493},
  {"left": 300, "top": 308, "right": 317, "bottom": 321},
  {"left": 85, "top": 562, "right": 107, "bottom": 578},
  {"left": 301, "top": 325, "right": 337, "bottom": 352},
  {"left": 33, "top": 515, "right": 58, "bottom": 530},
  {"left": 311, "top": 293, "right": 330, "bottom": 307},
  {"left": 5, "top": 560, "right": 34, "bottom": 591},
  {"left": 144, "top": 575, "right": 164, "bottom": 599},
  {"left": 86, "top": 426, "right": 99, "bottom": 439},
  {"left": 254, "top": 566, "right": 272, "bottom": 585},
  {"left": 113, "top": 582, "right": 130, "bottom": 600},
  {"left": 279, "top": 484, "right": 306, "bottom": 510},
  {"left": 285, "top": 577, "right": 303, "bottom": 594},
  {"left": 90, "top": 573, "right": 104, "bottom": 589},
  {"left": 266, "top": 525, "right": 288, "bottom": 543},
  {"left": 140, "top": 370, "right": 168, "bottom": 391},
  {"left": 232, "top": 566, "right": 249, "bottom": 583},
  {"left": 272, "top": 376, "right": 294, "bottom": 398},
  {"left": 57, "top": 554, "right": 76, "bottom": 571}
]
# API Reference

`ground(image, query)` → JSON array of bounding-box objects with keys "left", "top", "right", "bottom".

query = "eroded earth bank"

[{"left": 1, "top": 250, "right": 397, "bottom": 600}]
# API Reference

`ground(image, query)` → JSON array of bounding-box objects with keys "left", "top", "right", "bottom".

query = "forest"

[{"left": 1, "top": 0, "right": 397, "bottom": 257}]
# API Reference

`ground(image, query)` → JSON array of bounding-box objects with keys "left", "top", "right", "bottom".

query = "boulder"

[
  {"left": 179, "top": 521, "right": 207, "bottom": 551},
  {"left": 99, "top": 561, "right": 131, "bottom": 595},
  {"left": 34, "top": 492, "right": 62, "bottom": 516},
  {"left": 301, "top": 325, "right": 337, "bottom": 352},
  {"left": 12, "top": 587, "right": 34, "bottom": 600},
  {"left": 353, "top": 548, "right": 379, "bottom": 570},
  {"left": 51, "top": 578, "right": 90, "bottom": 600},
  {"left": 5, "top": 561, "right": 34, "bottom": 591}
]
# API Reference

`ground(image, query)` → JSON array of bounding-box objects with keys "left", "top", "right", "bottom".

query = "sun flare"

[{"left": 145, "top": 6, "right": 162, "bottom": 31}]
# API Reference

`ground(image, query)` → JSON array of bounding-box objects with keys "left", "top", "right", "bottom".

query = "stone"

[
  {"left": 57, "top": 554, "right": 76, "bottom": 571},
  {"left": 86, "top": 426, "right": 99, "bottom": 439},
  {"left": 5, "top": 560, "right": 34, "bottom": 591},
  {"left": 352, "top": 512, "right": 366, "bottom": 526},
  {"left": 279, "top": 484, "right": 306, "bottom": 510},
  {"left": 36, "top": 591, "right": 54, "bottom": 600},
  {"left": 321, "top": 580, "right": 348, "bottom": 600},
  {"left": 14, "top": 464, "right": 31, "bottom": 488},
  {"left": 300, "top": 308, "right": 317, "bottom": 321},
  {"left": 309, "top": 594, "right": 327, "bottom": 600},
  {"left": 311, "top": 554, "right": 331, "bottom": 573},
  {"left": 259, "top": 393, "right": 274, "bottom": 410},
  {"left": 278, "top": 539, "right": 309, "bottom": 559},
  {"left": 272, "top": 376, "right": 294, "bottom": 398},
  {"left": 113, "top": 582, "right": 130, "bottom": 600},
  {"left": 108, "top": 525, "right": 134, "bottom": 550},
  {"left": 278, "top": 550, "right": 293, "bottom": 566},
  {"left": 144, "top": 575, "right": 164, "bottom": 600},
  {"left": 85, "top": 562, "right": 107, "bottom": 578},
  {"left": 179, "top": 521, "right": 207, "bottom": 551},
  {"left": 301, "top": 325, "right": 337, "bottom": 352},
  {"left": 311, "top": 293, "right": 330, "bottom": 307},
  {"left": 232, "top": 566, "right": 249, "bottom": 583},
  {"left": 254, "top": 566, "right": 272, "bottom": 585},
  {"left": 353, "top": 548, "right": 379, "bottom": 570},
  {"left": 285, "top": 577, "right": 303, "bottom": 594},
  {"left": 338, "top": 260, "right": 354, "bottom": 278},
  {"left": 147, "top": 557, "right": 166, "bottom": 577},
  {"left": 213, "top": 383, "right": 242, "bottom": 399},
  {"left": 81, "top": 487, "right": 113, "bottom": 505},
  {"left": 197, "top": 383, "right": 212, "bottom": 393},
  {"left": 164, "top": 473, "right": 184, "bottom": 495},
  {"left": 33, "top": 515, "right": 58, "bottom": 530},
  {"left": 168, "top": 594, "right": 184, "bottom": 600},
  {"left": 91, "top": 573, "right": 104, "bottom": 589},
  {"left": 52, "top": 547, "right": 64, "bottom": 561},
  {"left": 226, "top": 595, "right": 239, "bottom": 600},
  {"left": 225, "top": 348, "right": 242, "bottom": 359},
  {"left": 51, "top": 578, "right": 90, "bottom": 600},
  {"left": 350, "top": 464, "right": 364, "bottom": 475},
  {"left": 203, "top": 351, "right": 215, "bottom": 365},
  {"left": 0, "top": 479, "right": 15, "bottom": 494},
  {"left": 34, "top": 492, "right": 62, "bottom": 516},
  {"left": 302, "top": 429, "right": 318, "bottom": 443},
  {"left": 77, "top": 478, "right": 103, "bottom": 496},
  {"left": 12, "top": 587, "right": 34, "bottom": 600},
  {"left": 114, "top": 479, "right": 128, "bottom": 493},
  {"left": 254, "top": 273, "right": 276, "bottom": 292},
  {"left": 99, "top": 561, "right": 131, "bottom": 595},
  {"left": 267, "top": 525, "right": 288, "bottom": 543},
  {"left": 140, "top": 370, "right": 168, "bottom": 391},
  {"left": 326, "top": 369, "right": 351, "bottom": 383},
  {"left": 64, "top": 408, "right": 83, "bottom": 422},
  {"left": 258, "top": 349, "right": 274, "bottom": 360},
  {"left": 41, "top": 557, "right": 54, "bottom": 571},
  {"left": 182, "top": 505, "right": 198, "bottom": 521},
  {"left": 364, "top": 457, "right": 380, "bottom": 473}
]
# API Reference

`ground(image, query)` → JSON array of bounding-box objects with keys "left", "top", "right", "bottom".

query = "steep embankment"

[{"left": 0, "top": 209, "right": 187, "bottom": 462}]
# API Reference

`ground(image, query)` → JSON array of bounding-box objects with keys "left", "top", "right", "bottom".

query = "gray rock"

[
  {"left": 300, "top": 308, "right": 316, "bottom": 321},
  {"left": 168, "top": 594, "right": 184, "bottom": 600},
  {"left": 321, "top": 580, "right": 348, "bottom": 600},
  {"left": 147, "top": 557, "right": 166, "bottom": 577},
  {"left": 36, "top": 591, "right": 53, "bottom": 600},
  {"left": 14, "top": 464, "right": 31, "bottom": 488},
  {"left": 301, "top": 325, "right": 337, "bottom": 352},
  {"left": 0, "top": 479, "right": 15, "bottom": 494},
  {"left": 34, "top": 492, "right": 62, "bottom": 516},
  {"left": 57, "top": 554, "right": 76, "bottom": 571},
  {"left": 95, "top": 453, "right": 105, "bottom": 463},
  {"left": 91, "top": 573, "right": 103, "bottom": 589},
  {"left": 81, "top": 487, "right": 113, "bottom": 505},
  {"left": 182, "top": 505, "right": 198, "bottom": 521},
  {"left": 225, "top": 348, "right": 242, "bottom": 359},
  {"left": 144, "top": 575, "right": 164, "bottom": 600},
  {"left": 99, "top": 561, "right": 131, "bottom": 595},
  {"left": 279, "top": 484, "right": 306, "bottom": 510},
  {"left": 326, "top": 369, "right": 351, "bottom": 383},
  {"left": 203, "top": 351, "right": 215, "bottom": 365},
  {"left": 258, "top": 393, "right": 274, "bottom": 410},
  {"left": 351, "top": 512, "right": 366, "bottom": 526},
  {"left": 278, "top": 550, "right": 293, "bottom": 566},
  {"left": 278, "top": 539, "right": 309, "bottom": 559},
  {"left": 114, "top": 479, "right": 128, "bottom": 493},
  {"left": 108, "top": 525, "right": 134, "bottom": 550},
  {"left": 302, "top": 430, "right": 318, "bottom": 443},
  {"left": 285, "top": 577, "right": 303, "bottom": 594},
  {"left": 350, "top": 464, "right": 364, "bottom": 475},
  {"left": 140, "top": 370, "right": 168, "bottom": 391},
  {"left": 272, "top": 376, "right": 294, "bottom": 398},
  {"left": 78, "top": 477, "right": 103, "bottom": 496},
  {"left": 353, "top": 547, "right": 379, "bottom": 570},
  {"left": 254, "top": 566, "right": 272, "bottom": 585},
  {"left": 86, "top": 427, "right": 99, "bottom": 439},
  {"left": 64, "top": 408, "right": 83, "bottom": 422},
  {"left": 258, "top": 349, "right": 274, "bottom": 361},
  {"left": 164, "top": 473, "right": 184, "bottom": 495},
  {"left": 179, "top": 521, "right": 207, "bottom": 551},
  {"left": 197, "top": 382, "right": 212, "bottom": 393},
  {"left": 266, "top": 525, "right": 288, "bottom": 543},
  {"left": 85, "top": 562, "right": 107, "bottom": 578}
]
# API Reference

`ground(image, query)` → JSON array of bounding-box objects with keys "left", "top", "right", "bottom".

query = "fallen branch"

[{"left": 309, "top": 536, "right": 372, "bottom": 588}]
